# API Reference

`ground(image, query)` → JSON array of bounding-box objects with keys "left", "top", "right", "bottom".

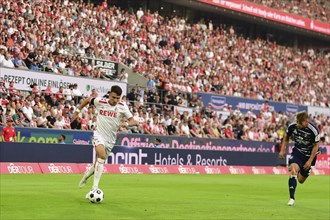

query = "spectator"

[
  {"left": 1, "top": 53, "right": 15, "bottom": 68},
  {"left": 88, "top": 115, "right": 97, "bottom": 130},
  {"left": 147, "top": 76, "right": 156, "bottom": 90},
  {"left": 154, "top": 138, "right": 161, "bottom": 148},
  {"left": 137, "top": 7, "right": 144, "bottom": 20},
  {"left": 54, "top": 115, "right": 66, "bottom": 129},
  {"left": 58, "top": 134, "right": 66, "bottom": 144},
  {"left": 13, "top": 53, "right": 28, "bottom": 69},
  {"left": 0, "top": 79, "right": 7, "bottom": 94},
  {"left": 1, "top": 118, "right": 16, "bottom": 142},
  {"left": 72, "top": 84, "right": 83, "bottom": 104},
  {"left": 22, "top": 102, "right": 33, "bottom": 122},
  {"left": 180, "top": 120, "right": 190, "bottom": 137},
  {"left": 37, "top": 110, "right": 48, "bottom": 128},
  {"left": 118, "top": 68, "right": 128, "bottom": 83},
  {"left": 63, "top": 84, "right": 74, "bottom": 102},
  {"left": 167, "top": 120, "right": 176, "bottom": 135},
  {"left": 46, "top": 109, "right": 57, "bottom": 129}
]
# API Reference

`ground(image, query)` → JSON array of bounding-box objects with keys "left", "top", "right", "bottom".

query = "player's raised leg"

[
  {"left": 79, "top": 153, "right": 97, "bottom": 188},
  {"left": 79, "top": 165, "right": 95, "bottom": 188}
]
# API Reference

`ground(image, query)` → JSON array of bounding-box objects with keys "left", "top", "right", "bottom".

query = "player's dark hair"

[
  {"left": 110, "top": 85, "right": 122, "bottom": 96},
  {"left": 61, "top": 134, "right": 66, "bottom": 140}
]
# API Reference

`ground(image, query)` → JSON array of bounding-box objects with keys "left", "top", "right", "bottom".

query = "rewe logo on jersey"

[{"left": 99, "top": 110, "right": 117, "bottom": 117}]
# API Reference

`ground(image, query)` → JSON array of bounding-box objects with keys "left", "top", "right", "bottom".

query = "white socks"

[
  {"left": 92, "top": 158, "right": 105, "bottom": 190},
  {"left": 84, "top": 166, "right": 95, "bottom": 181}
]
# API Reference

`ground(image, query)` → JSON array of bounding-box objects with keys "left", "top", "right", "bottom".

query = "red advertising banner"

[
  {"left": 0, "top": 162, "right": 42, "bottom": 174},
  {"left": 77, "top": 163, "right": 109, "bottom": 174},
  {"left": 312, "top": 168, "right": 329, "bottom": 175},
  {"left": 198, "top": 0, "right": 330, "bottom": 35},
  {"left": 39, "top": 163, "right": 80, "bottom": 174},
  {"left": 315, "top": 155, "right": 330, "bottom": 169}
]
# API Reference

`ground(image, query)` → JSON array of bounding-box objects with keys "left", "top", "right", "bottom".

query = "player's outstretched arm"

[
  {"left": 279, "top": 133, "right": 290, "bottom": 159},
  {"left": 71, "top": 97, "right": 92, "bottom": 122},
  {"left": 127, "top": 117, "right": 139, "bottom": 127}
]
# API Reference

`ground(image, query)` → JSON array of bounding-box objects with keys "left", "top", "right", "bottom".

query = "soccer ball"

[{"left": 88, "top": 188, "right": 104, "bottom": 203}]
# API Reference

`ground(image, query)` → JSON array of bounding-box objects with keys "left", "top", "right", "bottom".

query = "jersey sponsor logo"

[{"left": 99, "top": 109, "right": 117, "bottom": 117}]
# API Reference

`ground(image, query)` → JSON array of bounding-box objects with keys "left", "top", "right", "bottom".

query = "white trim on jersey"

[{"left": 308, "top": 123, "right": 319, "bottom": 136}]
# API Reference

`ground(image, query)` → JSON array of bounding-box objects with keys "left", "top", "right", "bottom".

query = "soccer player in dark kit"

[{"left": 279, "top": 111, "right": 320, "bottom": 206}]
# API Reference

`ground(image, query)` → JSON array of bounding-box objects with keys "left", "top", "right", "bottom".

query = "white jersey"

[{"left": 93, "top": 97, "right": 132, "bottom": 144}]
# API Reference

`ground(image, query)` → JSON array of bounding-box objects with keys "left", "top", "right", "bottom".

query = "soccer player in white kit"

[{"left": 71, "top": 85, "right": 138, "bottom": 198}]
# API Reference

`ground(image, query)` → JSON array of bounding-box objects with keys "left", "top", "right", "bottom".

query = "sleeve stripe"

[
  {"left": 288, "top": 122, "right": 296, "bottom": 128},
  {"left": 308, "top": 123, "right": 319, "bottom": 136}
]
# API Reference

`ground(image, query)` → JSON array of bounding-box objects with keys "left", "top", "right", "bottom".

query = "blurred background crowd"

[{"left": 0, "top": 0, "right": 329, "bottom": 144}]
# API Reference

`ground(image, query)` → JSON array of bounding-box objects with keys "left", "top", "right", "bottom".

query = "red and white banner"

[
  {"left": 39, "top": 163, "right": 81, "bottom": 174},
  {"left": 1, "top": 163, "right": 328, "bottom": 175},
  {"left": 77, "top": 163, "right": 109, "bottom": 174},
  {"left": 198, "top": 0, "right": 330, "bottom": 35},
  {"left": 315, "top": 155, "right": 330, "bottom": 169},
  {"left": 0, "top": 162, "right": 42, "bottom": 174}
]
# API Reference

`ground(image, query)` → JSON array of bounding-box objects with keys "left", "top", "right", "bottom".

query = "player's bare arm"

[
  {"left": 127, "top": 117, "right": 139, "bottom": 127},
  {"left": 303, "top": 143, "right": 319, "bottom": 170},
  {"left": 279, "top": 133, "right": 290, "bottom": 159},
  {"left": 71, "top": 97, "right": 92, "bottom": 122}
]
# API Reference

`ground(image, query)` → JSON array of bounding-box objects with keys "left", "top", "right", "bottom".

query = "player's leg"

[
  {"left": 79, "top": 154, "right": 96, "bottom": 188},
  {"left": 287, "top": 150, "right": 303, "bottom": 206},
  {"left": 297, "top": 173, "right": 308, "bottom": 184},
  {"left": 79, "top": 138, "right": 99, "bottom": 188},
  {"left": 85, "top": 144, "right": 106, "bottom": 199},
  {"left": 288, "top": 162, "right": 300, "bottom": 205},
  {"left": 92, "top": 144, "right": 106, "bottom": 190},
  {"left": 297, "top": 157, "right": 315, "bottom": 184}
]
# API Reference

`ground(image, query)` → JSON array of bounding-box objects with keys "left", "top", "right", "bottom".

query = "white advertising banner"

[
  {"left": 0, "top": 67, "right": 127, "bottom": 96},
  {"left": 308, "top": 106, "right": 330, "bottom": 117}
]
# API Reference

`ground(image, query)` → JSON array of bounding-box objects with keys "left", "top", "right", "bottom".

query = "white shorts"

[{"left": 92, "top": 132, "right": 115, "bottom": 156}]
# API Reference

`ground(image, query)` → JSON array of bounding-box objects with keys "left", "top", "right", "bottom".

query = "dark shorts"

[{"left": 289, "top": 148, "right": 317, "bottom": 177}]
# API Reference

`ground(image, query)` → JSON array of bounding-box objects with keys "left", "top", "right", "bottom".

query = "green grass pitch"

[{"left": 0, "top": 174, "right": 329, "bottom": 220}]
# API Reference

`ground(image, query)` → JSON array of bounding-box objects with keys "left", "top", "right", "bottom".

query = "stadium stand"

[
  {"left": 0, "top": 0, "right": 329, "bottom": 144},
  {"left": 0, "top": 0, "right": 329, "bottom": 106},
  {"left": 247, "top": 0, "right": 330, "bottom": 23}
]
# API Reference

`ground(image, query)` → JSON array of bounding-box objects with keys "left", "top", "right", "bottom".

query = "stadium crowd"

[
  {"left": 247, "top": 0, "right": 330, "bottom": 23},
  {"left": 0, "top": 0, "right": 329, "bottom": 144},
  {"left": 0, "top": 80, "right": 329, "bottom": 145},
  {"left": 0, "top": 0, "right": 329, "bottom": 107}
]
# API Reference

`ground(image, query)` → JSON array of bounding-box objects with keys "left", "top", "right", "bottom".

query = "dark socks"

[{"left": 288, "top": 175, "right": 297, "bottom": 200}]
